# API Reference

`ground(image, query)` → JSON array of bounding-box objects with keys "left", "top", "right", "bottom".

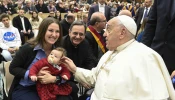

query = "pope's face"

[{"left": 103, "top": 18, "right": 122, "bottom": 51}]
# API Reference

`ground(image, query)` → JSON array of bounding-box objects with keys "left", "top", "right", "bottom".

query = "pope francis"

[{"left": 63, "top": 15, "right": 175, "bottom": 100}]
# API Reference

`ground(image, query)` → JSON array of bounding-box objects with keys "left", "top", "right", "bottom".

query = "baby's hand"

[
  {"left": 62, "top": 75, "right": 68, "bottom": 80},
  {"left": 30, "top": 76, "right": 37, "bottom": 82}
]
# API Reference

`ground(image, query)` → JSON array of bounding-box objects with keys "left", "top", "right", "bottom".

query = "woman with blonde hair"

[{"left": 136, "top": 17, "right": 148, "bottom": 42}]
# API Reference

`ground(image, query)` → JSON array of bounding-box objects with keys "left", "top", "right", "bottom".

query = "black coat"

[
  {"left": 1, "top": 3, "right": 15, "bottom": 14},
  {"left": 87, "top": 4, "right": 111, "bottom": 25},
  {"left": 12, "top": 15, "right": 33, "bottom": 33},
  {"left": 86, "top": 30, "right": 107, "bottom": 62},
  {"left": 8, "top": 44, "right": 37, "bottom": 100},
  {"left": 141, "top": 0, "right": 175, "bottom": 74},
  {"left": 60, "top": 19, "right": 71, "bottom": 36},
  {"left": 135, "top": 7, "right": 151, "bottom": 29}
]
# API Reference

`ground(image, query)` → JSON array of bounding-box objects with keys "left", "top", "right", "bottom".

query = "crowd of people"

[{"left": 1, "top": 0, "right": 175, "bottom": 100}]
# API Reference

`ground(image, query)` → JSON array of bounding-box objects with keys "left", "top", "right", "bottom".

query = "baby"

[{"left": 29, "top": 47, "right": 72, "bottom": 100}]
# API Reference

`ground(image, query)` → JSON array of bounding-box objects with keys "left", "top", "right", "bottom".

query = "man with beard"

[{"left": 12, "top": 9, "right": 34, "bottom": 44}]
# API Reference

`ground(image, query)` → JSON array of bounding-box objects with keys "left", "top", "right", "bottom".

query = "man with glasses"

[
  {"left": 12, "top": 9, "right": 34, "bottom": 45},
  {"left": 86, "top": 12, "right": 107, "bottom": 63},
  {"left": 62, "top": 21, "right": 97, "bottom": 100}
]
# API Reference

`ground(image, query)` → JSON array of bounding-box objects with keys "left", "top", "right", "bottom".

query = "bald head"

[
  {"left": 118, "top": 10, "right": 132, "bottom": 17},
  {"left": 91, "top": 12, "right": 104, "bottom": 20},
  {"left": 89, "top": 12, "right": 106, "bottom": 31},
  {"left": 89, "top": 12, "right": 105, "bottom": 25}
]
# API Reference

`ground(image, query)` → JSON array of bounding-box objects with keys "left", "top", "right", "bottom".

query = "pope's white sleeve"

[{"left": 74, "top": 67, "right": 98, "bottom": 87}]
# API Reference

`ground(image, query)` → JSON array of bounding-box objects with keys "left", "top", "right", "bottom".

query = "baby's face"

[{"left": 48, "top": 50, "right": 63, "bottom": 65}]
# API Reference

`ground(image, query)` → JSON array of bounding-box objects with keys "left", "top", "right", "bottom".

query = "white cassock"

[{"left": 74, "top": 39, "right": 175, "bottom": 100}]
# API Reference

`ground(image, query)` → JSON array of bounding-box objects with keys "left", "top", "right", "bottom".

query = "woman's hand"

[
  {"left": 37, "top": 71, "right": 56, "bottom": 84},
  {"left": 37, "top": 67, "right": 50, "bottom": 76},
  {"left": 37, "top": 67, "right": 56, "bottom": 84}
]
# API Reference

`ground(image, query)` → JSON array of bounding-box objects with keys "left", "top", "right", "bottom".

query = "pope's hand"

[
  {"left": 80, "top": 82, "right": 91, "bottom": 89},
  {"left": 61, "top": 57, "right": 77, "bottom": 74}
]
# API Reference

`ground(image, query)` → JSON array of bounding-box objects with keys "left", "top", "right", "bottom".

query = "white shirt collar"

[
  {"left": 115, "top": 39, "right": 135, "bottom": 52},
  {"left": 52, "top": 64, "right": 62, "bottom": 70},
  {"left": 145, "top": 6, "right": 151, "bottom": 10}
]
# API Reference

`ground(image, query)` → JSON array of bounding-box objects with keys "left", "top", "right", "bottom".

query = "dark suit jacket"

[
  {"left": 141, "top": 0, "right": 175, "bottom": 74},
  {"left": 12, "top": 15, "right": 32, "bottom": 33},
  {"left": 85, "top": 29, "right": 107, "bottom": 61},
  {"left": 135, "top": 7, "right": 151, "bottom": 28},
  {"left": 1, "top": 3, "right": 15, "bottom": 14},
  {"left": 87, "top": 4, "right": 111, "bottom": 25},
  {"left": 8, "top": 44, "right": 37, "bottom": 100},
  {"left": 60, "top": 19, "right": 71, "bottom": 36}
]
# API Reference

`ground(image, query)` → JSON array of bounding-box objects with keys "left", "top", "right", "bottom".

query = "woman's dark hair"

[
  {"left": 31, "top": 11, "right": 39, "bottom": 21},
  {"left": 27, "top": 17, "right": 63, "bottom": 48}
]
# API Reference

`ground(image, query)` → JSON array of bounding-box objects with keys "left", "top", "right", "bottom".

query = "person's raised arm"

[{"left": 61, "top": 57, "right": 77, "bottom": 74}]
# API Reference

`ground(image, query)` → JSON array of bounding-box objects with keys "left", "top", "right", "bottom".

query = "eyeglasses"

[{"left": 72, "top": 32, "right": 85, "bottom": 37}]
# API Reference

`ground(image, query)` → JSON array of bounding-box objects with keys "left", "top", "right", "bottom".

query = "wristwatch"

[{"left": 55, "top": 75, "right": 61, "bottom": 83}]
